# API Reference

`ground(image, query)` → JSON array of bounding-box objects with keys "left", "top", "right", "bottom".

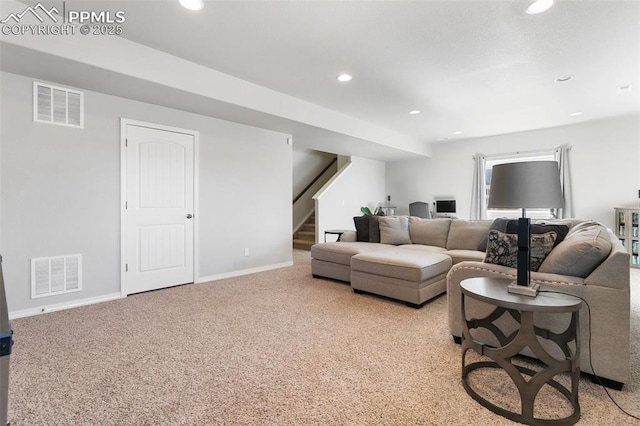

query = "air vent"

[
  {"left": 33, "top": 82, "right": 84, "bottom": 128},
  {"left": 31, "top": 254, "right": 82, "bottom": 299}
]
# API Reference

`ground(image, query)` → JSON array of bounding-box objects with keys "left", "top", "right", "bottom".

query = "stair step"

[
  {"left": 293, "top": 209, "right": 316, "bottom": 250},
  {"left": 295, "top": 231, "right": 315, "bottom": 239},
  {"left": 293, "top": 239, "right": 314, "bottom": 250}
]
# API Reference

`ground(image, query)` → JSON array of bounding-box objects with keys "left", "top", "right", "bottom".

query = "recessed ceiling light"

[
  {"left": 569, "top": 111, "right": 583, "bottom": 117},
  {"left": 526, "top": 0, "right": 554, "bottom": 14},
  {"left": 555, "top": 74, "right": 574, "bottom": 83},
  {"left": 436, "top": 137, "right": 449, "bottom": 142},
  {"left": 409, "top": 110, "right": 421, "bottom": 115},
  {"left": 617, "top": 85, "right": 633, "bottom": 94},
  {"left": 179, "top": 0, "right": 204, "bottom": 10},
  {"left": 453, "top": 131, "right": 463, "bottom": 135},
  {"left": 337, "top": 74, "right": 352, "bottom": 82}
]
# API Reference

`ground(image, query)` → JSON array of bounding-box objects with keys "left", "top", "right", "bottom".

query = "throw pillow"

[
  {"left": 446, "top": 220, "right": 492, "bottom": 250},
  {"left": 505, "top": 221, "right": 570, "bottom": 248},
  {"left": 477, "top": 218, "right": 511, "bottom": 252},
  {"left": 378, "top": 216, "right": 411, "bottom": 245},
  {"left": 408, "top": 217, "right": 451, "bottom": 247},
  {"left": 353, "top": 216, "right": 370, "bottom": 242},
  {"left": 565, "top": 220, "right": 600, "bottom": 238},
  {"left": 484, "top": 230, "right": 557, "bottom": 271},
  {"left": 369, "top": 215, "right": 381, "bottom": 243},
  {"left": 538, "top": 223, "right": 612, "bottom": 277},
  {"left": 529, "top": 232, "right": 558, "bottom": 271}
]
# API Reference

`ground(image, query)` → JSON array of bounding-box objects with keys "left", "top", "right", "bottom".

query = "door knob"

[{"left": 186, "top": 214, "right": 193, "bottom": 219}]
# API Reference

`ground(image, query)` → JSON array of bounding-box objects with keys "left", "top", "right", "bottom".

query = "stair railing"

[{"left": 292, "top": 157, "right": 337, "bottom": 205}]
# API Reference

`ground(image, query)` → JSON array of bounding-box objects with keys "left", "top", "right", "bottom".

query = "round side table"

[
  {"left": 323, "top": 229, "right": 351, "bottom": 242},
  {"left": 460, "top": 277, "right": 582, "bottom": 425}
]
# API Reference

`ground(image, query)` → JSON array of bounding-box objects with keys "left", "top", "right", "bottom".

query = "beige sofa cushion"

[
  {"left": 446, "top": 220, "right": 492, "bottom": 250},
  {"left": 351, "top": 250, "right": 451, "bottom": 282},
  {"left": 538, "top": 223, "right": 612, "bottom": 277},
  {"left": 310, "top": 242, "right": 388, "bottom": 266},
  {"left": 443, "top": 249, "right": 486, "bottom": 264},
  {"left": 379, "top": 216, "right": 411, "bottom": 245},
  {"left": 396, "top": 245, "right": 447, "bottom": 254},
  {"left": 408, "top": 217, "right": 451, "bottom": 247}
]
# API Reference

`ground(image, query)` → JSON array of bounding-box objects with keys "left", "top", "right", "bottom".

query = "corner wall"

[
  {"left": 315, "top": 156, "right": 386, "bottom": 242},
  {"left": 0, "top": 71, "right": 292, "bottom": 316},
  {"left": 386, "top": 116, "right": 640, "bottom": 230}
]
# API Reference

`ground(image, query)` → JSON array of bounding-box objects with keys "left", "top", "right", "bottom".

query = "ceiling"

[{"left": 2, "top": 0, "right": 639, "bottom": 160}]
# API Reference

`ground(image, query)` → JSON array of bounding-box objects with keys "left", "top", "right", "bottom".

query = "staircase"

[{"left": 293, "top": 212, "right": 316, "bottom": 250}]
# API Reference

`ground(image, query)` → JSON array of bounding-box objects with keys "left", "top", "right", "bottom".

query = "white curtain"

[
  {"left": 470, "top": 154, "right": 486, "bottom": 220},
  {"left": 554, "top": 145, "right": 573, "bottom": 218}
]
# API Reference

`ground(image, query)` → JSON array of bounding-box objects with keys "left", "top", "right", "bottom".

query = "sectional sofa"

[
  {"left": 312, "top": 217, "right": 490, "bottom": 307},
  {"left": 310, "top": 216, "right": 631, "bottom": 388}
]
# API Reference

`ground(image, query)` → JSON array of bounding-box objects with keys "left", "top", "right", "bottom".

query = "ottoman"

[
  {"left": 351, "top": 249, "right": 452, "bottom": 308},
  {"left": 311, "top": 242, "right": 389, "bottom": 282}
]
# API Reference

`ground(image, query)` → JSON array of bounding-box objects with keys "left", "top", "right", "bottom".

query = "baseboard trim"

[
  {"left": 10, "top": 261, "right": 296, "bottom": 318},
  {"left": 198, "top": 261, "right": 294, "bottom": 283},
  {"left": 9, "top": 292, "right": 123, "bottom": 320}
]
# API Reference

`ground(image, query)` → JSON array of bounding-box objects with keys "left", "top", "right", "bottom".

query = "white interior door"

[{"left": 124, "top": 124, "right": 195, "bottom": 295}]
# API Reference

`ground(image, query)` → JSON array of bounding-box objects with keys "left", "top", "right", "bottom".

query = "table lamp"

[{"left": 487, "top": 161, "right": 564, "bottom": 296}]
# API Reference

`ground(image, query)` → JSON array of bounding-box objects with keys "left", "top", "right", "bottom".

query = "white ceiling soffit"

[
  {"left": 2, "top": 0, "right": 639, "bottom": 157},
  {"left": 0, "top": 42, "right": 420, "bottom": 161},
  {"left": 0, "top": 0, "right": 430, "bottom": 160}
]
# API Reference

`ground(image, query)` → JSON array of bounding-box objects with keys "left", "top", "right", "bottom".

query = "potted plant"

[{"left": 360, "top": 206, "right": 385, "bottom": 216}]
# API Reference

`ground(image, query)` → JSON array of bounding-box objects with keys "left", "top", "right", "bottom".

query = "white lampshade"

[{"left": 488, "top": 161, "right": 564, "bottom": 209}]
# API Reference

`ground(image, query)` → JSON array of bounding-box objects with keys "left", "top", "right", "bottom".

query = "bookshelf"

[{"left": 615, "top": 207, "right": 640, "bottom": 268}]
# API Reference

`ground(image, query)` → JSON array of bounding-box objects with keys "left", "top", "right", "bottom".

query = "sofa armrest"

[
  {"left": 446, "top": 261, "right": 586, "bottom": 338},
  {"left": 584, "top": 249, "right": 630, "bottom": 290}
]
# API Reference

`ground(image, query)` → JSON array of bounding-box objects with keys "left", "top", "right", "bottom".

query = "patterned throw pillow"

[
  {"left": 484, "top": 230, "right": 557, "bottom": 271},
  {"left": 477, "top": 218, "right": 511, "bottom": 252},
  {"left": 505, "top": 222, "right": 570, "bottom": 248}
]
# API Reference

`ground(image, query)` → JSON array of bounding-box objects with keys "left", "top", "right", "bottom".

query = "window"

[{"left": 484, "top": 151, "right": 557, "bottom": 220}]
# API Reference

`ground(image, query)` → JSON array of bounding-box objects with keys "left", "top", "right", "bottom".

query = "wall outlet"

[{"left": 244, "top": 248, "right": 250, "bottom": 257}]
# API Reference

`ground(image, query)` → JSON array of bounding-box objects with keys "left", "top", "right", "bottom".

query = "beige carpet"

[{"left": 7, "top": 250, "right": 640, "bottom": 425}]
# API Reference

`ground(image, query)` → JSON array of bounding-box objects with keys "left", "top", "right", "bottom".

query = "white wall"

[
  {"left": 315, "top": 156, "right": 386, "bottom": 242},
  {"left": 1, "top": 71, "right": 292, "bottom": 315},
  {"left": 387, "top": 116, "right": 640, "bottom": 230}
]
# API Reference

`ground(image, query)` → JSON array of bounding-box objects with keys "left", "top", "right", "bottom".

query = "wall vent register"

[
  {"left": 31, "top": 254, "right": 82, "bottom": 298},
  {"left": 33, "top": 82, "right": 84, "bottom": 128}
]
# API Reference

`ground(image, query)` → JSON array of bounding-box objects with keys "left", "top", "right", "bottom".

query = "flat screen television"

[{"left": 435, "top": 200, "right": 456, "bottom": 214}]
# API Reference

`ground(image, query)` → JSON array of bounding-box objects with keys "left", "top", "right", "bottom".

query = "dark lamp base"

[{"left": 507, "top": 281, "right": 540, "bottom": 297}]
